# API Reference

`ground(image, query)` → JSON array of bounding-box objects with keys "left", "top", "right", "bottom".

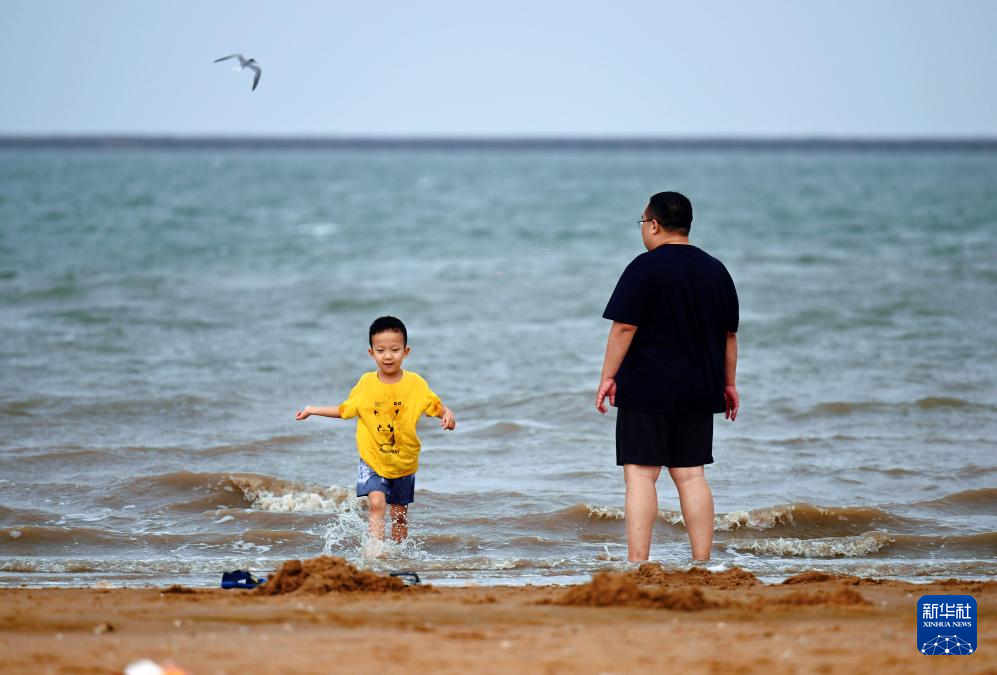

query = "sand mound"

[
  {"left": 161, "top": 585, "right": 198, "bottom": 594},
  {"left": 550, "top": 572, "right": 731, "bottom": 610},
  {"left": 932, "top": 579, "right": 997, "bottom": 593},
  {"left": 770, "top": 587, "right": 871, "bottom": 607},
  {"left": 782, "top": 571, "right": 888, "bottom": 586},
  {"left": 257, "top": 556, "right": 407, "bottom": 595},
  {"left": 783, "top": 571, "right": 835, "bottom": 584},
  {"left": 633, "top": 563, "right": 761, "bottom": 589},
  {"left": 782, "top": 572, "right": 997, "bottom": 591}
]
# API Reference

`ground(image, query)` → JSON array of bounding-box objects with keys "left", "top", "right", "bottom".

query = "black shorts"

[{"left": 615, "top": 406, "right": 714, "bottom": 468}]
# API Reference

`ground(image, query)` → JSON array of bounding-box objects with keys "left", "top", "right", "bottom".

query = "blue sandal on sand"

[{"left": 221, "top": 570, "right": 266, "bottom": 589}]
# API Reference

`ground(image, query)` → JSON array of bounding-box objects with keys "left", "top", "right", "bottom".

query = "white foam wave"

[
  {"left": 229, "top": 476, "right": 357, "bottom": 514},
  {"left": 0, "top": 556, "right": 276, "bottom": 576},
  {"left": 715, "top": 505, "right": 801, "bottom": 532},
  {"left": 730, "top": 530, "right": 895, "bottom": 558},
  {"left": 230, "top": 539, "right": 271, "bottom": 553},
  {"left": 585, "top": 505, "right": 625, "bottom": 520},
  {"left": 595, "top": 544, "right": 622, "bottom": 561},
  {"left": 585, "top": 503, "right": 804, "bottom": 531}
]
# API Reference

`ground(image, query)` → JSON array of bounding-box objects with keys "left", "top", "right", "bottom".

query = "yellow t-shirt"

[{"left": 338, "top": 370, "right": 442, "bottom": 479}]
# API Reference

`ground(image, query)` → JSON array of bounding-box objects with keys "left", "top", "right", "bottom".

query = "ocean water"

[{"left": 1, "top": 145, "right": 995, "bottom": 587}]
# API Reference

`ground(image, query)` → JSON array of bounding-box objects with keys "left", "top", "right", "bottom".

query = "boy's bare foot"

[{"left": 362, "top": 540, "right": 386, "bottom": 559}]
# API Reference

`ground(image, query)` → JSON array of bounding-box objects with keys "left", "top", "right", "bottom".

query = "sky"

[{"left": 2, "top": 0, "right": 996, "bottom": 137}]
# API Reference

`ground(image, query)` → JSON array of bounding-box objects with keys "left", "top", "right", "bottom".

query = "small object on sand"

[
  {"left": 124, "top": 659, "right": 190, "bottom": 675},
  {"left": 220, "top": 570, "right": 267, "bottom": 589},
  {"left": 389, "top": 571, "right": 421, "bottom": 585},
  {"left": 213, "top": 53, "right": 262, "bottom": 91},
  {"left": 93, "top": 622, "right": 113, "bottom": 635}
]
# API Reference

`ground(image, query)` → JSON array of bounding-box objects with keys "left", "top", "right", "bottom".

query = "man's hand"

[
  {"left": 724, "top": 386, "right": 739, "bottom": 421},
  {"left": 439, "top": 406, "right": 456, "bottom": 430},
  {"left": 595, "top": 378, "right": 617, "bottom": 414},
  {"left": 597, "top": 322, "right": 635, "bottom": 416},
  {"left": 295, "top": 406, "right": 312, "bottom": 421}
]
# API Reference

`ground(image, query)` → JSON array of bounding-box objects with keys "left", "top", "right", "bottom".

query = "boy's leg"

[
  {"left": 668, "top": 465, "right": 714, "bottom": 562},
  {"left": 389, "top": 504, "right": 408, "bottom": 543},
  {"left": 623, "top": 463, "right": 661, "bottom": 561},
  {"left": 367, "top": 490, "right": 387, "bottom": 540}
]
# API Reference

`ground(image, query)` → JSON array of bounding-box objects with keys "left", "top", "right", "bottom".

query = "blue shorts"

[{"left": 356, "top": 458, "right": 416, "bottom": 505}]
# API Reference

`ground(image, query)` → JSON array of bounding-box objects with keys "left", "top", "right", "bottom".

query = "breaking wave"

[
  {"left": 547, "top": 501, "right": 919, "bottom": 537},
  {"left": 731, "top": 530, "right": 895, "bottom": 557},
  {"left": 108, "top": 471, "right": 358, "bottom": 514},
  {"left": 729, "top": 531, "right": 997, "bottom": 558}
]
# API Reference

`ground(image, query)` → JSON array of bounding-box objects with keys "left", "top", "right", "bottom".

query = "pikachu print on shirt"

[{"left": 374, "top": 398, "right": 403, "bottom": 455}]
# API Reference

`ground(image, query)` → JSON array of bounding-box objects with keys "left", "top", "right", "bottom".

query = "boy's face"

[{"left": 368, "top": 329, "right": 410, "bottom": 376}]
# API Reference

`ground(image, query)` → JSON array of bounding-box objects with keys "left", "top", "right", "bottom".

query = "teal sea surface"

[{"left": 1, "top": 144, "right": 995, "bottom": 586}]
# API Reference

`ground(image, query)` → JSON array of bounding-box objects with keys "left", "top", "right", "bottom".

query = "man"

[{"left": 596, "top": 191, "right": 739, "bottom": 563}]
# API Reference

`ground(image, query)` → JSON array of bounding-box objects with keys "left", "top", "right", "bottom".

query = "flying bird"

[{"left": 213, "top": 53, "right": 261, "bottom": 91}]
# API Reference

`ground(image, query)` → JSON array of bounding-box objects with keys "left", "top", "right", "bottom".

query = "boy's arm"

[
  {"left": 296, "top": 405, "right": 341, "bottom": 420},
  {"left": 724, "top": 332, "right": 739, "bottom": 421},
  {"left": 436, "top": 403, "right": 456, "bottom": 430},
  {"left": 595, "top": 321, "right": 637, "bottom": 414}
]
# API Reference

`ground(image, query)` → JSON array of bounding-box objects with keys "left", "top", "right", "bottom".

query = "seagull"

[{"left": 213, "top": 53, "right": 261, "bottom": 91}]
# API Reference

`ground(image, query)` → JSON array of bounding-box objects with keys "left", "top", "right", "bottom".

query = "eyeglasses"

[{"left": 637, "top": 218, "right": 654, "bottom": 228}]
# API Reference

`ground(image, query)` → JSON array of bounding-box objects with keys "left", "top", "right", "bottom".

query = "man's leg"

[
  {"left": 389, "top": 504, "right": 408, "bottom": 543},
  {"left": 367, "top": 490, "right": 387, "bottom": 541},
  {"left": 668, "top": 466, "right": 714, "bottom": 562},
  {"left": 624, "top": 463, "right": 662, "bottom": 561}
]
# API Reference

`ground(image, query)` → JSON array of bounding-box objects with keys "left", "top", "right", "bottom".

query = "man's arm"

[
  {"left": 595, "top": 321, "right": 638, "bottom": 414},
  {"left": 724, "top": 332, "right": 739, "bottom": 421},
  {"left": 296, "top": 405, "right": 341, "bottom": 420}
]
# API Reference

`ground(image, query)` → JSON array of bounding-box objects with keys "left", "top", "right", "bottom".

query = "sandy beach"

[{"left": 2, "top": 558, "right": 993, "bottom": 674}]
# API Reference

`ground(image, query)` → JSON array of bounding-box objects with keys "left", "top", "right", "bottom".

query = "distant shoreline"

[{"left": 2, "top": 135, "right": 997, "bottom": 151}]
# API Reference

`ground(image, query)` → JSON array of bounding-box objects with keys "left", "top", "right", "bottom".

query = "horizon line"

[{"left": 2, "top": 133, "right": 997, "bottom": 151}]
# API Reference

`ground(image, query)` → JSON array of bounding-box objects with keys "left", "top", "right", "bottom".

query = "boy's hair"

[
  {"left": 369, "top": 316, "right": 408, "bottom": 346},
  {"left": 648, "top": 191, "right": 693, "bottom": 235}
]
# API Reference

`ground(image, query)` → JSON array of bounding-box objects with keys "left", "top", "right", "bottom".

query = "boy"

[
  {"left": 296, "top": 316, "right": 456, "bottom": 549},
  {"left": 596, "top": 191, "right": 739, "bottom": 564}
]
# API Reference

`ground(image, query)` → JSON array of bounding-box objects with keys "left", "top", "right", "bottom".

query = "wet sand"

[{"left": 1, "top": 560, "right": 994, "bottom": 674}]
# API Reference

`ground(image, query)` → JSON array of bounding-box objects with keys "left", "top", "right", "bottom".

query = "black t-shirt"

[{"left": 603, "top": 244, "right": 738, "bottom": 414}]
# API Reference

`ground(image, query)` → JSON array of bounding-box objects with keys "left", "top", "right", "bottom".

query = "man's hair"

[
  {"left": 369, "top": 316, "right": 408, "bottom": 346},
  {"left": 648, "top": 191, "right": 693, "bottom": 235}
]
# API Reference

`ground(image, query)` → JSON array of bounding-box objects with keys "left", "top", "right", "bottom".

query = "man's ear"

[
  {"left": 403, "top": 345, "right": 412, "bottom": 356},
  {"left": 368, "top": 347, "right": 375, "bottom": 358}
]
